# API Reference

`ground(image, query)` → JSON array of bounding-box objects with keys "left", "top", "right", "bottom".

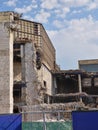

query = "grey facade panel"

[{"left": 80, "top": 64, "right": 98, "bottom": 72}]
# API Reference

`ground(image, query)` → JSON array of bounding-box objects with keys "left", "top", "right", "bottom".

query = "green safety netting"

[{"left": 22, "top": 121, "right": 72, "bottom": 130}]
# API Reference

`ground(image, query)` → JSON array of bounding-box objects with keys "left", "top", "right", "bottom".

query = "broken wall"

[
  {"left": 20, "top": 42, "right": 53, "bottom": 106},
  {"left": 21, "top": 42, "right": 43, "bottom": 105}
]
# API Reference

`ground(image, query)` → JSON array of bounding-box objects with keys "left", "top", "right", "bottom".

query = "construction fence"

[
  {"left": 22, "top": 111, "right": 72, "bottom": 130},
  {"left": 0, "top": 110, "right": 98, "bottom": 129},
  {"left": 0, "top": 111, "right": 72, "bottom": 130}
]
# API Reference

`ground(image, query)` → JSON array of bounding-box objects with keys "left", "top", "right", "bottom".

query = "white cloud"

[
  {"left": 72, "top": 10, "right": 82, "bottom": 14},
  {"left": 47, "top": 16, "right": 98, "bottom": 69},
  {"left": 41, "top": 0, "right": 58, "bottom": 9},
  {"left": 47, "top": 30, "right": 58, "bottom": 38},
  {"left": 39, "top": 0, "right": 98, "bottom": 21},
  {"left": 63, "top": 7, "right": 70, "bottom": 13},
  {"left": 59, "top": 0, "right": 90, "bottom": 7},
  {"left": 54, "top": 7, "right": 70, "bottom": 18},
  {"left": 34, "top": 10, "right": 51, "bottom": 23},
  {"left": 58, "top": 0, "right": 98, "bottom": 11},
  {"left": 53, "top": 20, "right": 69, "bottom": 29},
  {"left": 54, "top": 9, "right": 61, "bottom": 14},
  {"left": 53, "top": 20, "right": 64, "bottom": 28},
  {"left": 23, "top": 15, "right": 34, "bottom": 21},
  {"left": 61, "top": 7, "right": 70, "bottom": 18},
  {"left": 32, "top": 0, "right": 37, "bottom": 3},
  {"left": 75, "top": 0, "right": 89, "bottom": 6},
  {"left": 4, "top": 0, "right": 17, "bottom": 7},
  {"left": 88, "top": 2, "right": 97, "bottom": 10},
  {"left": 31, "top": 0, "right": 38, "bottom": 8},
  {"left": 15, "top": 5, "right": 33, "bottom": 14}
]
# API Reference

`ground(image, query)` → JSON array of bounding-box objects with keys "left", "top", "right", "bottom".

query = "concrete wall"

[
  {"left": 0, "top": 22, "right": 13, "bottom": 113},
  {"left": 39, "top": 64, "right": 52, "bottom": 96},
  {"left": 79, "top": 59, "right": 98, "bottom": 65}
]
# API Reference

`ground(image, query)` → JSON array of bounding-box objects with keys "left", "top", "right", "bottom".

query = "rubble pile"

[{"left": 40, "top": 102, "right": 85, "bottom": 111}]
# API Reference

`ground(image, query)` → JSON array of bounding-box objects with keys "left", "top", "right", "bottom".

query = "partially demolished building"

[
  {"left": 0, "top": 11, "right": 57, "bottom": 113},
  {"left": 0, "top": 11, "right": 98, "bottom": 115}
]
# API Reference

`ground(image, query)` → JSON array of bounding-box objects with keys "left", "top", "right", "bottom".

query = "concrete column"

[
  {"left": 78, "top": 74, "right": 82, "bottom": 102},
  {"left": 21, "top": 45, "right": 26, "bottom": 104},
  {"left": 47, "top": 95, "right": 50, "bottom": 104},
  {"left": 9, "top": 28, "right": 14, "bottom": 113},
  {"left": 53, "top": 76, "right": 57, "bottom": 94},
  {"left": 21, "top": 45, "right": 25, "bottom": 81},
  {"left": 24, "top": 43, "right": 39, "bottom": 105}
]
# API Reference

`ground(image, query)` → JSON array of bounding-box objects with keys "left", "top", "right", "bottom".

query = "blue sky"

[{"left": 1, "top": 0, "right": 98, "bottom": 69}]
